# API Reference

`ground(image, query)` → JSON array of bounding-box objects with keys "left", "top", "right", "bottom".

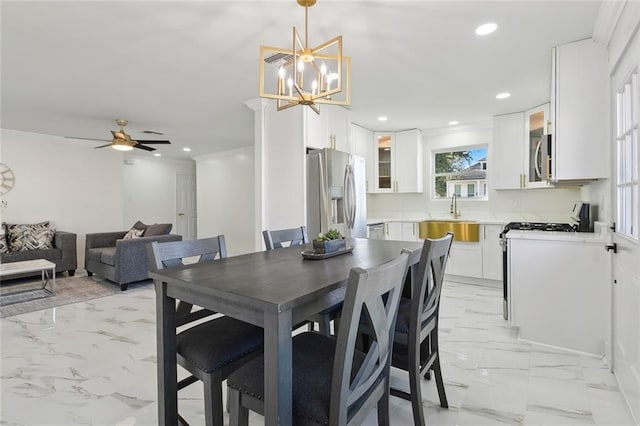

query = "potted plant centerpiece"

[{"left": 313, "top": 229, "right": 346, "bottom": 254}]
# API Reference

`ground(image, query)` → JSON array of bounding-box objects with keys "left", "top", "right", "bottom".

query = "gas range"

[{"left": 501, "top": 221, "right": 576, "bottom": 235}]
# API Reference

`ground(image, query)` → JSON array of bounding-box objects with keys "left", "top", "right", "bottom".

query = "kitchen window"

[
  {"left": 433, "top": 146, "right": 488, "bottom": 199},
  {"left": 615, "top": 70, "right": 638, "bottom": 239}
]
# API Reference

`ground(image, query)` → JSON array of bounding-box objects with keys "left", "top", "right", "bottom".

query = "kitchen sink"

[{"left": 418, "top": 220, "right": 480, "bottom": 242}]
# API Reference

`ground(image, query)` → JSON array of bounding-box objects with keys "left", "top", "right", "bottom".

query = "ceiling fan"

[{"left": 65, "top": 119, "right": 170, "bottom": 152}]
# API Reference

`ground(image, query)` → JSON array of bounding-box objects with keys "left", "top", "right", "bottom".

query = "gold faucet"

[{"left": 450, "top": 194, "right": 461, "bottom": 219}]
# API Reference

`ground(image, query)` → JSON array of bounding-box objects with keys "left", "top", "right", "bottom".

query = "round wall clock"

[{"left": 0, "top": 163, "right": 15, "bottom": 195}]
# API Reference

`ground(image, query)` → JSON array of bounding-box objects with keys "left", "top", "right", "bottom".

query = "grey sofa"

[
  {"left": 1, "top": 231, "right": 77, "bottom": 277},
  {"left": 85, "top": 230, "right": 181, "bottom": 290}
]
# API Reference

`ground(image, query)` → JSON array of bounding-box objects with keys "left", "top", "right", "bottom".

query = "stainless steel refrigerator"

[{"left": 307, "top": 148, "right": 367, "bottom": 239}]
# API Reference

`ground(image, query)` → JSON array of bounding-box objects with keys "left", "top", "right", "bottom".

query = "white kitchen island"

[{"left": 507, "top": 227, "right": 608, "bottom": 355}]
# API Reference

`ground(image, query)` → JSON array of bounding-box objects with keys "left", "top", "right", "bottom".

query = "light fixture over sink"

[{"left": 259, "top": 0, "right": 351, "bottom": 114}]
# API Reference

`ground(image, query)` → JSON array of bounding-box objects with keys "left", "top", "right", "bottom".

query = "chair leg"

[
  {"left": 408, "top": 341, "right": 426, "bottom": 426},
  {"left": 203, "top": 374, "right": 224, "bottom": 426},
  {"left": 432, "top": 357, "right": 448, "bottom": 408},
  {"left": 228, "top": 387, "right": 249, "bottom": 426},
  {"left": 431, "top": 328, "right": 448, "bottom": 409},
  {"left": 318, "top": 314, "right": 331, "bottom": 336},
  {"left": 377, "top": 384, "right": 391, "bottom": 426}
]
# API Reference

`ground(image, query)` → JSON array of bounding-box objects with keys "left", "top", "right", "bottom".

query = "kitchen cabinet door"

[
  {"left": 401, "top": 221, "right": 419, "bottom": 242},
  {"left": 351, "top": 124, "right": 375, "bottom": 193},
  {"left": 492, "top": 112, "right": 525, "bottom": 190},
  {"left": 445, "top": 241, "right": 483, "bottom": 278},
  {"left": 523, "top": 104, "right": 553, "bottom": 188},
  {"left": 373, "top": 132, "right": 395, "bottom": 193},
  {"left": 304, "top": 108, "right": 328, "bottom": 150},
  {"left": 384, "top": 221, "right": 403, "bottom": 240},
  {"left": 395, "top": 129, "right": 423, "bottom": 193},
  {"left": 304, "top": 106, "right": 351, "bottom": 151},
  {"left": 551, "top": 38, "right": 608, "bottom": 181},
  {"left": 373, "top": 129, "right": 423, "bottom": 193},
  {"left": 481, "top": 224, "right": 503, "bottom": 280},
  {"left": 327, "top": 106, "right": 351, "bottom": 152}
]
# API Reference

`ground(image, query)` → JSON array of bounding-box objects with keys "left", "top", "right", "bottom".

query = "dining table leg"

[
  {"left": 156, "top": 281, "right": 178, "bottom": 425},
  {"left": 264, "top": 308, "right": 293, "bottom": 426}
]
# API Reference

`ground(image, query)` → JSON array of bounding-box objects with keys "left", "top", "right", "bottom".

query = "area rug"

[{"left": 0, "top": 275, "right": 149, "bottom": 318}]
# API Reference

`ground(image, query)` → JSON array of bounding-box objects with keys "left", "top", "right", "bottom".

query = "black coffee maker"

[{"left": 571, "top": 202, "right": 595, "bottom": 232}]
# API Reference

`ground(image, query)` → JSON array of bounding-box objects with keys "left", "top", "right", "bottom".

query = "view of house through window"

[{"left": 433, "top": 146, "right": 488, "bottom": 199}]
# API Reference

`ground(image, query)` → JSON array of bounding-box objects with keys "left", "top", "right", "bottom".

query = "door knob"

[{"left": 604, "top": 243, "right": 617, "bottom": 253}]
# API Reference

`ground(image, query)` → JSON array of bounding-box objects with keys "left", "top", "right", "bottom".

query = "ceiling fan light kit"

[
  {"left": 66, "top": 119, "right": 171, "bottom": 152},
  {"left": 259, "top": 0, "right": 350, "bottom": 114}
]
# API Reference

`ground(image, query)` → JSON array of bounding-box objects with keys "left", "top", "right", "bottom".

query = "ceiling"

[{"left": 1, "top": 1, "right": 603, "bottom": 160}]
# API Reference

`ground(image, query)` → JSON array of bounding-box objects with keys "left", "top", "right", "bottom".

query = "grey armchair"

[{"left": 85, "top": 226, "right": 181, "bottom": 290}]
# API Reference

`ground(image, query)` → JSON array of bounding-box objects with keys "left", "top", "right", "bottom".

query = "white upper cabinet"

[
  {"left": 523, "top": 103, "right": 553, "bottom": 188},
  {"left": 327, "top": 106, "right": 351, "bottom": 152},
  {"left": 351, "top": 124, "right": 375, "bottom": 193},
  {"left": 372, "top": 129, "right": 423, "bottom": 193},
  {"left": 551, "top": 38, "right": 608, "bottom": 181},
  {"left": 492, "top": 112, "right": 525, "bottom": 190},
  {"left": 492, "top": 106, "right": 553, "bottom": 190},
  {"left": 304, "top": 106, "right": 351, "bottom": 151},
  {"left": 395, "top": 129, "right": 424, "bottom": 193}
]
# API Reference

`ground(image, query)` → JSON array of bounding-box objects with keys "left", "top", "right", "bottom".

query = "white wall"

[
  {"left": 196, "top": 147, "right": 255, "bottom": 256},
  {"left": 367, "top": 123, "right": 583, "bottom": 222},
  {"left": 0, "top": 129, "right": 124, "bottom": 269},
  {"left": 122, "top": 154, "right": 195, "bottom": 230}
]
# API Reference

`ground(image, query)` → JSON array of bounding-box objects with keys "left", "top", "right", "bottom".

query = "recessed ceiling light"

[
  {"left": 377, "top": 116, "right": 388, "bottom": 122},
  {"left": 153, "top": 153, "right": 161, "bottom": 157},
  {"left": 448, "top": 121, "right": 459, "bottom": 126},
  {"left": 475, "top": 23, "right": 497, "bottom": 36},
  {"left": 496, "top": 92, "right": 511, "bottom": 100},
  {"left": 183, "top": 147, "right": 192, "bottom": 152}
]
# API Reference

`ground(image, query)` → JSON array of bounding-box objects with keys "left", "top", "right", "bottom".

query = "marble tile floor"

[{"left": 0, "top": 279, "right": 635, "bottom": 425}]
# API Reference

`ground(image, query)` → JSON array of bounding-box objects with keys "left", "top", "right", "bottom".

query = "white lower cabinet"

[
  {"left": 384, "top": 221, "right": 419, "bottom": 241},
  {"left": 509, "top": 237, "right": 607, "bottom": 355},
  {"left": 482, "top": 224, "right": 503, "bottom": 280},
  {"left": 446, "top": 241, "right": 483, "bottom": 279}
]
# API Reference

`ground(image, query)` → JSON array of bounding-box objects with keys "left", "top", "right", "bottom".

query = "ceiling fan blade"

[
  {"left": 142, "top": 130, "right": 164, "bottom": 135},
  {"left": 134, "top": 144, "right": 156, "bottom": 152},
  {"left": 135, "top": 140, "right": 171, "bottom": 144},
  {"left": 94, "top": 144, "right": 112, "bottom": 149},
  {"left": 65, "top": 136, "right": 110, "bottom": 142}
]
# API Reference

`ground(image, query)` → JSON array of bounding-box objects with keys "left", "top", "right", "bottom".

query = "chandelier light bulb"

[
  {"left": 312, "top": 79, "right": 318, "bottom": 95},
  {"left": 298, "top": 61, "right": 304, "bottom": 72},
  {"left": 287, "top": 77, "right": 293, "bottom": 97},
  {"left": 278, "top": 67, "right": 285, "bottom": 79},
  {"left": 320, "top": 63, "right": 327, "bottom": 75}
]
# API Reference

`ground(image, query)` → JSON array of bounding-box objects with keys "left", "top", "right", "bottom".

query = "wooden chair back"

[
  {"left": 329, "top": 250, "right": 411, "bottom": 425},
  {"left": 147, "top": 235, "right": 227, "bottom": 326},
  {"left": 262, "top": 226, "right": 309, "bottom": 250},
  {"left": 413, "top": 232, "right": 453, "bottom": 338}
]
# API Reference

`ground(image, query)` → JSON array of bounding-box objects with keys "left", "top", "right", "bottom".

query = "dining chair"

[
  {"left": 361, "top": 232, "right": 454, "bottom": 426},
  {"left": 226, "top": 250, "right": 411, "bottom": 426},
  {"left": 147, "top": 236, "right": 264, "bottom": 426},
  {"left": 263, "top": 225, "right": 341, "bottom": 336}
]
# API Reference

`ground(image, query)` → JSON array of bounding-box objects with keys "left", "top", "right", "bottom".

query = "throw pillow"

[
  {"left": 131, "top": 220, "right": 149, "bottom": 234},
  {"left": 144, "top": 223, "right": 172, "bottom": 236},
  {"left": 123, "top": 228, "right": 144, "bottom": 240},
  {"left": 0, "top": 224, "right": 8, "bottom": 253},
  {"left": 6, "top": 222, "right": 54, "bottom": 251}
]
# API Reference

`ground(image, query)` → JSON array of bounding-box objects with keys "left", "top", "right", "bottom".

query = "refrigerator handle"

[
  {"left": 318, "top": 153, "right": 330, "bottom": 232},
  {"left": 344, "top": 164, "right": 356, "bottom": 230}
]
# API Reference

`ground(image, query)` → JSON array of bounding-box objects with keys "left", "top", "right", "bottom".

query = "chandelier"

[{"left": 259, "top": 0, "right": 350, "bottom": 114}]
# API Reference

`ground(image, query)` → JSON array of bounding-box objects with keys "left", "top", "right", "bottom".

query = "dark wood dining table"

[{"left": 149, "top": 237, "right": 422, "bottom": 425}]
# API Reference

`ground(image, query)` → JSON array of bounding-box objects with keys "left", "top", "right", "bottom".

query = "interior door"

[
  {"left": 176, "top": 174, "right": 197, "bottom": 240},
  {"left": 610, "top": 30, "right": 639, "bottom": 423}
]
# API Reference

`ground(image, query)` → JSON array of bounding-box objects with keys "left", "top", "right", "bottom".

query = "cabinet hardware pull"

[
  {"left": 546, "top": 155, "right": 552, "bottom": 183},
  {"left": 604, "top": 243, "right": 618, "bottom": 254}
]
